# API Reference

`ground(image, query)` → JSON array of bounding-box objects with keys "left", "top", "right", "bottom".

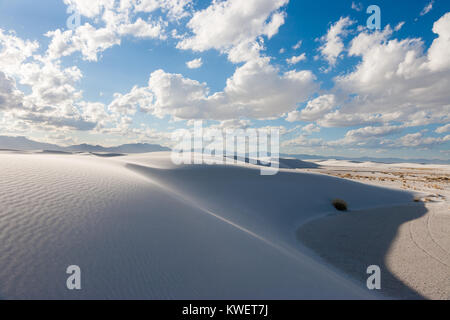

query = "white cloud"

[
  {"left": 108, "top": 86, "right": 154, "bottom": 115},
  {"left": 81, "top": 101, "right": 108, "bottom": 124},
  {"left": 46, "top": 1, "right": 170, "bottom": 61},
  {"left": 134, "top": 0, "right": 193, "bottom": 20},
  {"left": 117, "top": 18, "right": 166, "bottom": 39},
  {"left": 0, "top": 29, "right": 39, "bottom": 75},
  {"left": 329, "top": 13, "right": 450, "bottom": 128},
  {"left": 286, "top": 53, "right": 306, "bottom": 65},
  {"left": 394, "top": 21, "right": 405, "bottom": 31},
  {"left": 63, "top": 0, "right": 115, "bottom": 19},
  {"left": 426, "top": 12, "right": 450, "bottom": 71},
  {"left": 351, "top": 2, "right": 363, "bottom": 12},
  {"left": 64, "top": 0, "right": 192, "bottom": 21},
  {"left": 436, "top": 123, "right": 450, "bottom": 134},
  {"left": 286, "top": 94, "right": 335, "bottom": 122},
  {"left": 0, "top": 71, "right": 24, "bottom": 110},
  {"left": 282, "top": 134, "right": 325, "bottom": 148},
  {"left": 177, "top": 0, "right": 288, "bottom": 62},
  {"left": 119, "top": 57, "right": 316, "bottom": 120},
  {"left": 342, "top": 125, "right": 402, "bottom": 143},
  {"left": 0, "top": 28, "right": 108, "bottom": 132},
  {"left": 292, "top": 40, "right": 302, "bottom": 50},
  {"left": 420, "top": 0, "right": 434, "bottom": 16},
  {"left": 317, "top": 111, "right": 385, "bottom": 128},
  {"left": 46, "top": 24, "right": 120, "bottom": 61},
  {"left": 227, "top": 39, "right": 265, "bottom": 63},
  {"left": 21, "top": 62, "right": 83, "bottom": 108},
  {"left": 186, "top": 57, "right": 202, "bottom": 69},
  {"left": 319, "top": 17, "right": 355, "bottom": 70},
  {"left": 283, "top": 127, "right": 449, "bottom": 151},
  {"left": 206, "top": 119, "right": 252, "bottom": 131},
  {"left": 395, "top": 132, "right": 450, "bottom": 147},
  {"left": 302, "top": 123, "right": 320, "bottom": 134}
]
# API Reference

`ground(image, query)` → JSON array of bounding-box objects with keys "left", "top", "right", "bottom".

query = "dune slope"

[{"left": 0, "top": 152, "right": 417, "bottom": 299}]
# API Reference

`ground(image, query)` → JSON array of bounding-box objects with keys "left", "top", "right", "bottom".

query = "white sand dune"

[
  {"left": 0, "top": 151, "right": 421, "bottom": 299},
  {"left": 298, "top": 203, "right": 450, "bottom": 299},
  {"left": 296, "top": 159, "right": 450, "bottom": 299},
  {"left": 315, "top": 159, "right": 450, "bottom": 171}
]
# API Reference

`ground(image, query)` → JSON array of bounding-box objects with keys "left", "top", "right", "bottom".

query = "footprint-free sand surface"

[
  {"left": 297, "top": 159, "right": 450, "bottom": 299},
  {"left": 0, "top": 151, "right": 448, "bottom": 299}
]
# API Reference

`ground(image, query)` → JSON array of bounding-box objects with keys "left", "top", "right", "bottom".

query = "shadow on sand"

[
  {"left": 226, "top": 155, "right": 321, "bottom": 169},
  {"left": 296, "top": 203, "right": 428, "bottom": 299}
]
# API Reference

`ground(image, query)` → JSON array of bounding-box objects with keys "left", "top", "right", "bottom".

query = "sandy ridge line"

[{"left": 124, "top": 162, "right": 381, "bottom": 298}]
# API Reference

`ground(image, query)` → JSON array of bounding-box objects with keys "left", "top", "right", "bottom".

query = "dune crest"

[{"left": 0, "top": 151, "right": 428, "bottom": 299}]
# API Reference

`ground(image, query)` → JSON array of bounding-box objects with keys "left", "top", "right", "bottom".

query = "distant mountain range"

[
  {"left": 0, "top": 135, "right": 448, "bottom": 164},
  {"left": 0, "top": 136, "right": 170, "bottom": 154}
]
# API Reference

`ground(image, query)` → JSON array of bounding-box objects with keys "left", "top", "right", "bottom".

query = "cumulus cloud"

[
  {"left": 117, "top": 18, "right": 166, "bottom": 39},
  {"left": 134, "top": 0, "right": 193, "bottom": 20},
  {"left": 204, "top": 119, "right": 252, "bottom": 131},
  {"left": 427, "top": 13, "right": 450, "bottom": 71},
  {"left": 113, "top": 57, "right": 316, "bottom": 120},
  {"left": 177, "top": 0, "right": 288, "bottom": 62},
  {"left": 46, "top": 0, "right": 171, "bottom": 61},
  {"left": 395, "top": 132, "right": 450, "bottom": 148},
  {"left": 435, "top": 123, "right": 450, "bottom": 134},
  {"left": 227, "top": 39, "right": 265, "bottom": 63},
  {"left": 0, "top": 72, "right": 24, "bottom": 110},
  {"left": 0, "top": 29, "right": 39, "bottom": 74},
  {"left": 420, "top": 0, "right": 434, "bottom": 16},
  {"left": 186, "top": 58, "right": 202, "bottom": 69},
  {"left": 64, "top": 0, "right": 192, "bottom": 20},
  {"left": 1, "top": 30, "right": 83, "bottom": 109},
  {"left": 108, "top": 86, "right": 154, "bottom": 115},
  {"left": 45, "top": 24, "right": 121, "bottom": 62},
  {"left": 286, "top": 53, "right": 306, "bottom": 65},
  {"left": 0, "top": 29, "right": 109, "bottom": 132},
  {"left": 282, "top": 134, "right": 325, "bottom": 148},
  {"left": 81, "top": 101, "right": 109, "bottom": 125},
  {"left": 394, "top": 21, "right": 405, "bottom": 31},
  {"left": 63, "top": 0, "right": 115, "bottom": 19},
  {"left": 351, "top": 2, "right": 363, "bottom": 12},
  {"left": 317, "top": 111, "right": 385, "bottom": 128},
  {"left": 286, "top": 94, "right": 335, "bottom": 122},
  {"left": 301, "top": 123, "right": 320, "bottom": 134},
  {"left": 338, "top": 125, "right": 403, "bottom": 145},
  {"left": 284, "top": 126, "right": 449, "bottom": 151},
  {"left": 1, "top": 0, "right": 448, "bottom": 157},
  {"left": 319, "top": 17, "right": 355, "bottom": 70},
  {"left": 327, "top": 13, "right": 450, "bottom": 128},
  {"left": 292, "top": 40, "right": 302, "bottom": 50}
]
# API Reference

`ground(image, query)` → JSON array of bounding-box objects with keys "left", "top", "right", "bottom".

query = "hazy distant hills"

[
  {"left": 66, "top": 143, "right": 171, "bottom": 153},
  {"left": 0, "top": 136, "right": 64, "bottom": 151},
  {"left": 0, "top": 135, "right": 448, "bottom": 164},
  {"left": 0, "top": 136, "right": 170, "bottom": 154}
]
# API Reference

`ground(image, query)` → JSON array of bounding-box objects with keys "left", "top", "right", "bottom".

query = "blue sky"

[{"left": 0, "top": 0, "right": 449, "bottom": 159}]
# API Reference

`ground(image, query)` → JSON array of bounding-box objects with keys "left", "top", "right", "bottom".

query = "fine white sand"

[
  {"left": 0, "top": 151, "right": 442, "bottom": 299},
  {"left": 297, "top": 159, "right": 450, "bottom": 299}
]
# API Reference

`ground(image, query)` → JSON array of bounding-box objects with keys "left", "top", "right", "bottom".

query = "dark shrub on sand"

[{"left": 332, "top": 198, "right": 348, "bottom": 211}]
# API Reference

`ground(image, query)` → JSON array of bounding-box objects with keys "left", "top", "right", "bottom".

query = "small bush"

[{"left": 332, "top": 198, "right": 348, "bottom": 211}]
